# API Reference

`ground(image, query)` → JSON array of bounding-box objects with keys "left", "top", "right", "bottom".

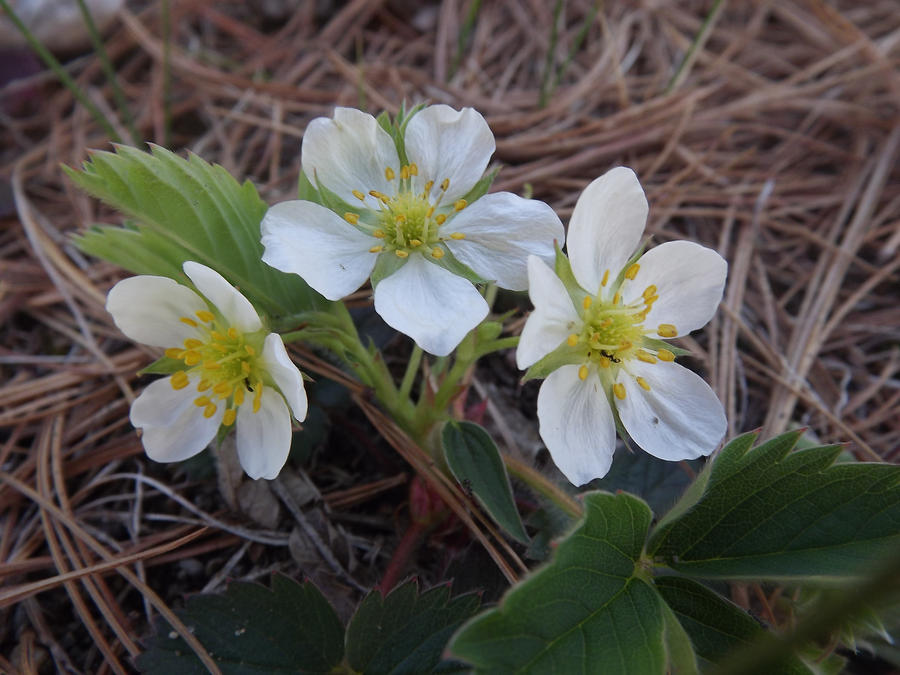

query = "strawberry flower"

[
  {"left": 260, "top": 105, "right": 563, "bottom": 356},
  {"left": 106, "top": 261, "right": 307, "bottom": 480},
  {"left": 516, "top": 167, "right": 728, "bottom": 486}
]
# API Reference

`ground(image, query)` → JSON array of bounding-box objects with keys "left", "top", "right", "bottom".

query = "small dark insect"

[
  {"left": 600, "top": 350, "right": 621, "bottom": 364},
  {"left": 460, "top": 478, "right": 473, "bottom": 497}
]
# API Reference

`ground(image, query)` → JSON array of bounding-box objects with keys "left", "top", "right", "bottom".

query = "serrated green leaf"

[
  {"left": 654, "top": 576, "right": 812, "bottom": 675},
  {"left": 67, "top": 145, "right": 328, "bottom": 320},
  {"left": 649, "top": 430, "right": 900, "bottom": 581},
  {"left": 345, "top": 579, "right": 480, "bottom": 674},
  {"left": 450, "top": 492, "right": 668, "bottom": 674},
  {"left": 441, "top": 421, "right": 529, "bottom": 544},
  {"left": 136, "top": 575, "right": 343, "bottom": 674}
]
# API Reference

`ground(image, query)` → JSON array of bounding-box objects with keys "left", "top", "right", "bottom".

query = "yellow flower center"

[
  {"left": 166, "top": 310, "right": 267, "bottom": 425},
  {"left": 346, "top": 164, "right": 467, "bottom": 260},
  {"left": 569, "top": 263, "right": 680, "bottom": 398}
]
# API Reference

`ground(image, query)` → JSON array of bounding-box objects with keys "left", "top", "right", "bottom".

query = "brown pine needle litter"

[{"left": 1, "top": 0, "right": 898, "bottom": 670}]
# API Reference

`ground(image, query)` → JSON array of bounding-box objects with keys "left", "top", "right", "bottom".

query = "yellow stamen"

[
  {"left": 567, "top": 333, "right": 579, "bottom": 347},
  {"left": 385, "top": 167, "right": 395, "bottom": 181},
  {"left": 211, "top": 331, "right": 227, "bottom": 341},
  {"left": 245, "top": 345, "right": 255, "bottom": 356},
  {"left": 435, "top": 214, "right": 447, "bottom": 225},
  {"left": 194, "top": 396, "right": 210, "bottom": 407},
  {"left": 223, "top": 409, "right": 236, "bottom": 426},
  {"left": 401, "top": 165, "right": 410, "bottom": 180},
  {"left": 352, "top": 189, "right": 365, "bottom": 201},
  {"left": 196, "top": 310, "right": 215, "bottom": 323},
  {"left": 395, "top": 250, "right": 409, "bottom": 258},
  {"left": 373, "top": 229, "right": 385, "bottom": 239},
  {"left": 431, "top": 247, "right": 444, "bottom": 259},
  {"left": 241, "top": 361, "right": 251, "bottom": 375},
  {"left": 409, "top": 163, "right": 419, "bottom": 176},
  {"left": 583, "top": 296, "right": 592, "bottom": 310},
  {"left": 409, "top": 239, "right": 422, "bottom": 247},
  {"left": 170, "top": 371, "right": 189, "bottom": 390},
  {"left": 227, "top": 327, "right": 239, "bottom": 340},
  {"left": 197, "top": 379, "right": 211, "bottom": 391},
  {"left": 440, "top": 178, "right": 450, "bottom": 192},
  {"left": 344, "top": 212, "right": 359, "bottom": 225},
  {"left": 613, "top": 383, "right": 626, "bottom": 400},
  {"left": 180, "top": 317, "right": 198, "bottom": 327},
  {"left": 203, "top": 403, "right": 218, "bottom": 418},
  {"left": 643, "top": 285, "right": 657, "bottom": 300},
  {"left": 636, "top": 377, "right": 651, "bottom": 391},
  {"left": 449, "top": 232, "right": 465, "bottom": 240},
  {"left": 253, "top": 383, "right": 263, "bottom": 413},
  {"left": 424, "top": 180, "right": 434, "bottom": 194},
  {"left": 644, "top": 295, "right": 659, "bottom": 306},
  {"left": 612, "top": 292, "right": 621, "bottom": 305},
  {"left": 203, "top": 360, "right": 221, "bottom": 371},
  {"left": 454, "top": 199, "right": 467, "bottom": 211},
  {"left": 657, "top": 348, "right": 675, "bottom": 362},
  {"left": 165, "top": 348, "right": 183, "bottom": 359},
  {"left": 601, "top": 269, "right": 610, "bottom": 287},
  {"left": 658, "top": 324, "right": 677, "bottom": 338},
  {"left": 598, "top": 355, "right": 611, "bottom": 369},
  {"left": 578, "top": 365, "right": 589, "bottom": 381},
  {"left": 619, "top": 341, "right": 632, "bottom": 351},
  {"left": 234, "top": 387, "right": 246, "bottom": 406},
  {"left": 636, "top": 350, "right": 657, "bottom": 364},
  {"left": 369, "top": 245, "right": 383, "bottom": 253},
  {"left": 210, "top": 344, "right": 228, "bottom": 354},
  {"left": 213, "top": 382, "right": 231, "bottom": 396},
  {"left": 184, "top": 338, "right": 203, "bottom": 349},
  {"left": 625, "top": 263, "right": 640, "bottom": 280}
]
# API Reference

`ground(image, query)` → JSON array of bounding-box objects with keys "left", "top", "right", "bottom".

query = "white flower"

[
  {"left": 106, "top": 261, "right": 308, "bottom": 480},
  {"left": 260, "top": 105, "right": 564, "bottom": 356},
  {"left": 516, "top": 167, "right": 728, "bottom": 486}
]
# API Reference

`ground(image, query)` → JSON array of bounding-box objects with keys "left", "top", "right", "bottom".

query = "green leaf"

[
  {"left": 659, "top": 594, "right": 699, "bottom": 675},
  {"left": 450, "top": 492, "right": 668, "bottom": 674},
  {"left": 66, "top": 145, "right": 328, "bottom": 320},
  {"left": 654, "top": 576, "right": 812, "bottom": 674},
  {"left": 136, "top": 575, "right": 344, "bottom": 674},
  {"left": 297, "top": 169, "right": 320, "bottom": 202},
  {"left": 345, "top": 579, "right": 481, "bottom": 674},
  {"left": 649, "top": 430, "right": 900, "bottom": 582},
  {"left": 441, "top": 421, "right": 529, "bottom": 544}
]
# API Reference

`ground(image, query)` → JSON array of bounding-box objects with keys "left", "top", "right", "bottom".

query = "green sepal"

[
  {"left": 137, "top": 356, "right": 184, "bottom": 376},
  {"left": 433, "top": 248, "right": 488, "bottom": 285},
  {"left": 520, "top": 342, "right": 584, "bottom": 382},
  {"left": 370, "top": 253, "right": 406, "bottom": 288},
  {"left": 459, "top": 167, "right": 500, "bottom": 205},
  {"left": 553, "top": 243, "right": 587, "bottom": 311},
  {"left": 475, "top": 320, "right": 503, "bottom": 342},
  {"left": 297, "top": 169, "right": 321, "bottom": 202},
  {"left": 642, "top": 336, "right": 691, "bottom": 357}
]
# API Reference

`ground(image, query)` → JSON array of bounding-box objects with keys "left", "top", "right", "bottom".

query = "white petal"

[
  {"left": 106, "top": 276, "right": 206, "bottom": 347},
  {"left": 261, "top": 200, "right": 378, "bottom": 301},
  {"left": 516, "top": 256, "right": 581, "bottom": 369},
  {"left": 373, "top": 254, "right": 488, "bottom": 356},
  {"left": 616, "top": 360, "right": 726, "bottom": 462},
  {"left": 567, "top": 167, "right": 648, "bottom": 293},
  {"left": 536, "top": 366, "right": 617, "bottom": 486},
  {"left": 236, "top": 388, "right": 292, "bottom": 480},
  {"left": 301, "top": 107, "right": 399, "bottom": 206},
  {"left": 183, "top": 261, "right": 262, "bottom": 333},
  {"left": 443, "top": 192, "right": 564, "bottom": 290},
  {"left": 622, "top": 240, "right": 727, "bottom": 337},
  {"left": 262, "top": 333, "right": 308, "bottom": 422},
  {"left": 405, "top": 105, "right": 495, "bottom": 203},
  {"left": 130, "top": 376, "right": 223, "bottom": 463}
]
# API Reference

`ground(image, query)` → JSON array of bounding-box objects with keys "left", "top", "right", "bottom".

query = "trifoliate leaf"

[
  {"left": 67, "top": 145, "right": 328, "bottom": 321},
  {"left": 345, "top": 579, "right": 480, "bottom": 674},
  {"left": 648, "top": 430, "right": 900, "bottom": 582},
  {"left": 450, "top": 492, "right": 669, "bottom": 674},
  {"left": 136, "top": 575, "right": 343, "bottom": 674}
]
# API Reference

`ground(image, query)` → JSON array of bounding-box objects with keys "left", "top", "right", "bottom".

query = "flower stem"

[
  {"left": 398, "top": 344, "right": 423, "bottom": 402},
  {"left": 504, "top": 454, "right": 582, "bottom": 519}
]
